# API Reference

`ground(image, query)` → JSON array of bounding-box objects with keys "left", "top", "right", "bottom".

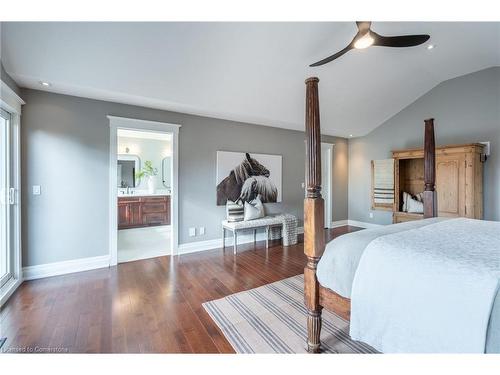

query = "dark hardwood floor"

[{"left": 0, "top": 226, "right": 361, "bottom": 353}]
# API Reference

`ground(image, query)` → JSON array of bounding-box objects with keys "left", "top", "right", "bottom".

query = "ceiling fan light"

[{"left": 354, "top": 33, "right": 374, "bottom": 49}]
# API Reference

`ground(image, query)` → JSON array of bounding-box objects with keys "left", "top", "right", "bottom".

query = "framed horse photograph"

[{"left": 216, "top": 151, "right": 282, "bottom": 206}]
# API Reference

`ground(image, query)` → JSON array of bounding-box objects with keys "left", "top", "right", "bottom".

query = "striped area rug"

[{"left": 203, "top": 275, "right": 377, "bottom": 354}]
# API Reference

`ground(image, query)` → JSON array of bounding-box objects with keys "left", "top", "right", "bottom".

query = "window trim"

[{"left": 0, "top": 108, "right": 12, "bottom": 288}]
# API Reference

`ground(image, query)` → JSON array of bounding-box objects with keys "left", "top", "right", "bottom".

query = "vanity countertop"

[
  {"left": 118, "top": 190, "right": 171, "bottom": 198},
  {"left": 118, "top": 193, "right": 170, "bottom": 198}
]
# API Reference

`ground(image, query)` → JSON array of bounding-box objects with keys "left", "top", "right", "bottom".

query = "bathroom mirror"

[
  {"left": 162, "top": 156, "right": 172, "bottom": 190},
  {"left": 117, "top": 154, "right": 141, "bottom": 188}
]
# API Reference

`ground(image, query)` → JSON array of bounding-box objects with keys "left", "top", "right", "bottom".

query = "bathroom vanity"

[{"left": 118, "top": 195, "right": 170, "bottom": 229}]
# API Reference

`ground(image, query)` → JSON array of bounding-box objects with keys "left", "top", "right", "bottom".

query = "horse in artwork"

[
  {"left": 217, "top": 153, "right": 272, "bottom": 205},
  {"left": 239, "top": 175, "right": 278, "bottom": 203}
]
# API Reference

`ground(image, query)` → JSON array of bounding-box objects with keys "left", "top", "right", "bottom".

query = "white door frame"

[
  {"left": 108, "top": 116, "right": 181, "bottom": 266},
  {"left": 0, "top": 81, "right": 24, "bottom": 305},
  {"left": 321, "top": 142, "right": 333, "bottom": 229}
]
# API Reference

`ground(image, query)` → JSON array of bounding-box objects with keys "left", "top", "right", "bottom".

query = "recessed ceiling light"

[
  {"left": 427, "top": 44, "right": 435, "bottom": 50},
  {"left": 39, "top": 81, "right": 51, "bottom": 87},
  {"left": 349, "top": 134, "right": 353, "bottom": 137}
]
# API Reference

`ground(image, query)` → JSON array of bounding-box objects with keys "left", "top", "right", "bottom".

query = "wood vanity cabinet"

[
  {"left": 118, "top": 197, "right": 142, "bottom": 228},
  {"left": 118, "top": 195, "right": 170, "bottom": 229},
  {"left": 392, "top": 143, "right": 485, "bottom": 223}
]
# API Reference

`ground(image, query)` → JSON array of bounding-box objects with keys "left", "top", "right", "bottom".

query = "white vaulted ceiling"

[{"left": 1, "top": 22, "right": 499, "bottom": 137}]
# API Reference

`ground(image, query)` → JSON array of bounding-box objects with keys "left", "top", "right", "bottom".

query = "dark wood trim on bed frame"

[
  {"left": 303, "top": 77, "right": 325, "bottom": 353},
  {"left": 303, "top": 78, "right": 437, "bottom": 353},
  {"left": 423, "top": 118, "right": 436, "bottom": 218}
]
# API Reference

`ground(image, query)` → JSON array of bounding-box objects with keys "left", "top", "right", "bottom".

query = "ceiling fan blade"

[
  {"left": 372, "top": 32, "right": 430, "bottom": 47},
  {"left": 309, "top": 45, "right": 353, "bottom": 67}
]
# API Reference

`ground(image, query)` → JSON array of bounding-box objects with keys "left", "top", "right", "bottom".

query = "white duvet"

[{"left": 349, "top": 218, "right": 500, "bottom": 353}]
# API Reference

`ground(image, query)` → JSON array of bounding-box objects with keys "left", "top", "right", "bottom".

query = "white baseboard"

[
  {"left": 23, "top": 255, "right": 110, "bottom": 281},
  {"left": 178, "top": 227, "right": 304, "bottom": 255},
  {"left": 331, "top": 219, "right": 383, "bottom": 229},
  {"left": 20, "top": 220, "right": 381, "bottom": 280},
  {"left": 347, "top": 220, "right": 383, "bottom": 229},
  {"left": 178, "top": 238, "right": 224, "bottom": 255},
  {"left": 330, "top": 220, "right": 348, "bottom": 228}
]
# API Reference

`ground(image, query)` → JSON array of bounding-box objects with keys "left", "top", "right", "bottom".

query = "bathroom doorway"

[{"left": 108, "top": 117, "right": 180, "bottom": 265}]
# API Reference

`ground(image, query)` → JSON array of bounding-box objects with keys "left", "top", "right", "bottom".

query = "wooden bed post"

[
  {"left": 423, "top": 118, "right": 436, "bottom": 218},
  {"left": 304, "top": 77, "right": 325, "bottom": 353}
]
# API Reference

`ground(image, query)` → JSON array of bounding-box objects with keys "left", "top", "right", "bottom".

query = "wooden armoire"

[{"left": 392, "top": 143, "right": 485, "bottom": 223}]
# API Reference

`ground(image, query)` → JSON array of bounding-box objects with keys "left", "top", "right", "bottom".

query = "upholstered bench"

[{"left": 222, "top": 214, "right": 298, "bottom": 254}]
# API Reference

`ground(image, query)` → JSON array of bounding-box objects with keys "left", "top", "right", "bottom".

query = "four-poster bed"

[
  {"left": 304, "top": 76, "right": 360, "bottom": 353},
  {"left": 303, "top": 77, "right": 500, "bottom": 354}
]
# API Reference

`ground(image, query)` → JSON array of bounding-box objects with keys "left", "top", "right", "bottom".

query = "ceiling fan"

[{"left": 310, "top": 21, "right": 430, "bottom": 67}]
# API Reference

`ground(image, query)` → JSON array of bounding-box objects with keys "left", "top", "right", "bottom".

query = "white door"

[
  {"left": 0, "top": 109, "right": 12, "bottom": 288},
  {"left": 321, "top": 143, "right": 333, "bottom": 229}
]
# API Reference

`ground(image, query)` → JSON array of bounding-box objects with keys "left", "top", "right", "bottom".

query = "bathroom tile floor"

[{"left": 118, "top": 225, "right": 172, "bottom": 263}]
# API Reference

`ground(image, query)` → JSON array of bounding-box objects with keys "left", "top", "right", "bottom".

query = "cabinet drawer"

[
  {"left": 142, "top": 202, "right": 167, "bottom": 214},
  {"left": 142, "top": 196, "right": 167, "bottom": 203},
  {"left": 143, "top": 212, "right": 167, "bottom": 225},
  {"left": 118, "top": 197, "right": 141, "bottom": 204}
]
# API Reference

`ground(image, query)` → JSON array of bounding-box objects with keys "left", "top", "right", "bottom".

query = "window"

[
  {"left": 0, "top": 108, "right": 11, "bottom": 288},
  {"left": 0, "top": 82, "right": 24, "bottom": 305}
]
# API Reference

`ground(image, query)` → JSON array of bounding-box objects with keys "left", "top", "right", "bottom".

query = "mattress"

[
  {"left": 316, "top": 217, "right": 500, "bottom": 353},
  {"left": 316, "top": 218, "right": 445, "bottom": 298}
]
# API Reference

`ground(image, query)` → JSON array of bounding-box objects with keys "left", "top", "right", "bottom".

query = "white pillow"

[
  {"left": 402, "top": 191, "right": 410, "bottom": 212},
  {"left": 244, "top": 195, "right": 265, "bottom": 221},
  {"left": 407, "top": 196, "right": 424, "bottom": 213},
  {"left": 402, "top": 191, "right": 424, "bottom": 213},
  {"left": 415, "top": 192, "right": 424, "bottom": 202},
  {"left": 226, "top": 200, "right": 244, "bottom": 222}
]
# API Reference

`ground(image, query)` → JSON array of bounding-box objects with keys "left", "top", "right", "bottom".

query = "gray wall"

[
  {"left": 21, "top": 88, "right": 348, "bottom": 267},
  {"left": 1, "top": 60, "right": 21, "bottom": 96},
  {"left": 348, "top": 66, "right": 500, "bottom": 224},
  {"left": 1, "top": 22, "right": 21, "bottom": 95}
]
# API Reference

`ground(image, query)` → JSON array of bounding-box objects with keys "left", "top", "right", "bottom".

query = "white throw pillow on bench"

[{"left": 244, "top": 195, "right": 265, "bottom": 221}]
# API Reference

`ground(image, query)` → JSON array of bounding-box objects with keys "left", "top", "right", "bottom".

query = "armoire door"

[{"left": 435, "top": 154, "right": 466, "bottom": 217}]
